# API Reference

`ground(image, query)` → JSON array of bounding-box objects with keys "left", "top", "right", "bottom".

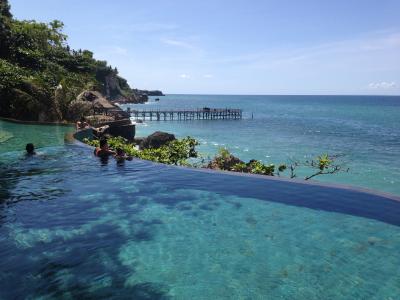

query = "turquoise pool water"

[
  {"left": 0, "top": 120, "right": 72, "bottom": 153},
  {"left": 1, "top": 120, "right": 400, "bottom": 299}
]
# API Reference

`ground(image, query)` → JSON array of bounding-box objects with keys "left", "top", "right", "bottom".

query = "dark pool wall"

[{"left": 73, "top": 128, "right": 95, "bottom": 143}]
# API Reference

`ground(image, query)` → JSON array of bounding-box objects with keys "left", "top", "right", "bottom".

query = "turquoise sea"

[{"left": 125, "top": 95, "right": 400, "bottom": 195}]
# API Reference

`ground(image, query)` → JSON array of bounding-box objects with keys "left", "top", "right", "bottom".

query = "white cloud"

[
  {"left": 179, "top": 74, "right": 191, "bottom": 79},
  {"left": 368, "top": 81, "right": 397, "bottom": 89},
  {"left": 210, "top": 30, "right": 400, "bottom": 71}
]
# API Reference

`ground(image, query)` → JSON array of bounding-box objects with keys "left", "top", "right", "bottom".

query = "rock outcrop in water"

[
  {"left": 133, "top": 89, "right": 165, "bottom": 97},
  {"left": 139, "top": 131, "right": 176, "bottom": 150}
]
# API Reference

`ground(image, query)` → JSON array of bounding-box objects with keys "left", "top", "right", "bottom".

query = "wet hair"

[
  {"left": 99, "top": 138, "right": 108, "bottom": 148},
  {"left": 116, "top": 148, "right": 124, "bottom": 155},
  {"left": 26, "top": 143, "right": 35, "bottom": 154}
]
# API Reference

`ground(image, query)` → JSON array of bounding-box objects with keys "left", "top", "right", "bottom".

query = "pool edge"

[{"left": 72, "top": 129, "right": 400, "bottom": 203}]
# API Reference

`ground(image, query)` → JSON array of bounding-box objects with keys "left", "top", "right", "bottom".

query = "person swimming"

[
  {"left": 115, "top": 148, "right": 133, "bottom": 162},
  {"left": 25, "top": 143, "right": 36, "bottom": 155},
  {"left": 94, "top": 138, "right": 116, "bottom": 158}
]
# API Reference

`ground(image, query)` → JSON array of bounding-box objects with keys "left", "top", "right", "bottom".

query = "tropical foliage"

[
  {"left": 84, "top": 136, "right": 199, "bottom": 166},
  {"left": 0, "top": 0, "right": 134, "bottom": 122},
  {"left": 83, "top": 137, "right": 347, "bottom": 180},
  {"left": 213, "top": 148, "right": 347, "bottom": 179},
  {"left": 209, "top": 148, "right": 284, "bottom": 176}
]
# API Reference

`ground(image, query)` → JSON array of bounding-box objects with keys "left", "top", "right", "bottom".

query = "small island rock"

[{"left": 139, "top": 131, "right": 176, "bottom": 150}]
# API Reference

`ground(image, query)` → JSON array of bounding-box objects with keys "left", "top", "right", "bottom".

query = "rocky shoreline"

[{"left": 114, "top": 89, "right": 165, "bottom": 105}]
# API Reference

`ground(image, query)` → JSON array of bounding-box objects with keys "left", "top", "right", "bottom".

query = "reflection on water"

[{"left": 0, "top": 130, "right": 14, "bottom": 143}]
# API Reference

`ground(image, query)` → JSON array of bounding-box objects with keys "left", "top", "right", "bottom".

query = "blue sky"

[{"left": 9, "top": 0, "right": 400, "bottom": 95}]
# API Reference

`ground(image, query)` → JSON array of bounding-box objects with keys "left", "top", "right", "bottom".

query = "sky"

[{"left": 9, "top": 0, "right": 400, "bottom": 95}]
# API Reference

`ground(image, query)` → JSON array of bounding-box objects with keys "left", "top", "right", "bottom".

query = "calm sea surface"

[{"left": 124, "top": 95, "right": 400, "bottom": 195}]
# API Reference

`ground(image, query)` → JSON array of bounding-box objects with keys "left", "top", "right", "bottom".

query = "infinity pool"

[{"left": 1, "top": 120, "right": 400, "bottom": 299}]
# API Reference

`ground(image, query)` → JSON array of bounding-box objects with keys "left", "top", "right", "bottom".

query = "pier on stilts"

[{"left": 127, "top": 108, "right": 242, "bottom": 121}]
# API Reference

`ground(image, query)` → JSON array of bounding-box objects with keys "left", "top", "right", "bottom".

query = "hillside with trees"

[{"left": 0, "top": 0, "right": 143, "bottom": 122}]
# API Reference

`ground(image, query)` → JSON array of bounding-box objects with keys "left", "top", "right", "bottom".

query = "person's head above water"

[
  {"left": 25, "top": 143, "right": 35, "bottom": 155},
  {"left": 95, "top": 137, "right": 116, "bottom": 159},
  {"left": 116, "top": 148, "right": 124, "bottom": 156},
  {"left": 99, "top": 138, "right": 109, "bottom": 150}
]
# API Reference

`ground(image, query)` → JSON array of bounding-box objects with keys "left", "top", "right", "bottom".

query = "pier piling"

[{"left": 129, "top": 108, "right": 242, "bottom": 121}]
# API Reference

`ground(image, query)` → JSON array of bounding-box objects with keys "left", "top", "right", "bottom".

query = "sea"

[{"left": 121, "top": 94, "right": 400, "bottom": 196}]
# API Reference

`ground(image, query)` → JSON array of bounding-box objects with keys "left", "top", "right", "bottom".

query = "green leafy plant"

[
  {"left": 84, "top": 136, "right": 348, "bottom": 180},
  {"left": 232, "top": 162, "right": 247, "bottom": 172},
  {"left": 248, "top": 160, "right": 275, "bottom": 175},
  {"left": 303, "top": 154, "right": 348, "bottom": 180},
  {"left": 84, "top": 136, "right": 199, "bottom": 166},
  {"left": 287, "top": 154, "right": 348, "bottom": 180}
]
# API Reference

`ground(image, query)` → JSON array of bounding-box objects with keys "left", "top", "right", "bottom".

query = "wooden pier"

[{"left": 128, "top": 108, "right": 242, "bottom": 121}]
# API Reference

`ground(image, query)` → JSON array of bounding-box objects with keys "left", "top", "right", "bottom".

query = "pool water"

[
  {"left": 0, "top": 120, "right": 72, "bottom": 154},
  {"left": 1, "top": 120, "right": 400, "bottom": 299}
]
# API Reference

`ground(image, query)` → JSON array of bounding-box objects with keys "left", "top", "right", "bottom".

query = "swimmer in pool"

[
  {"left": 94, "top": 138, "right": 116, "bottom": 158},
  {"left": 115, "top": 148, "right": 133, "bottom": 162},
  {"left": 25, "top": 143, "right": 36, "bottom": 155}
]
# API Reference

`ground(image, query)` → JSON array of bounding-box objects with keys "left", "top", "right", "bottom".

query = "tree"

[
  {"left": 0, "top": 0, "right": 13, "bottom": 58},
  {"left": 48, "top": 20, "right": 67, "bottom": 46},
  {"left": 0, "top": 0, "right": 12, "bottom": 18},
  {"left": 288, "top": 154, "right": 349, "bottom": 180},
  {"left": 0, "top": 3, "right": 135, "bottom": 122}
]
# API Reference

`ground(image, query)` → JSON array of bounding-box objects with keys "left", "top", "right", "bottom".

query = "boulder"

[
  {"left": 134, "top": 137, "right": 145, "bottom": 145},
  {"left": 139, "top": 131, "right": 175, "bottom": 150},
  {"left": 108, "top": 124, "right": 135, "bottom": 141}
]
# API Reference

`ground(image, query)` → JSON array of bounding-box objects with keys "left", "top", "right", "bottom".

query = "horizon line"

[{"left": 155, "top": 93, "right": 400, "bottom": 97}]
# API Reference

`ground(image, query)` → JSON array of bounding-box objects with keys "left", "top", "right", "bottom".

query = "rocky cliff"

[{"left": 102, "top": 74, "right": 148, "bottom": 104}]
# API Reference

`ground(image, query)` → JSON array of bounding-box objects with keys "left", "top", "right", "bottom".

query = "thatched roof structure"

[{"left": 93, "top": 97, "right": 115, "bottom": 109}]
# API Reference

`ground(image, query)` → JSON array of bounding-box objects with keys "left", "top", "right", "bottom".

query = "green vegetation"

[
  {"left": 213, "top": 148, "right": 347, "bottom": 179},
  {"left": 210, "top": 148, "right": 285, "bottom": 176},
  {"left": 302, "top": 154, "right": 348, "bottom": 180},
  {"left": 0, "top": 0, "right": 135, "bottom": 122},
  {"left": 84, "top": 136, "right": 347, "bottom": 180},
  {"left": 84, "top": 136, "right": 199, "bottom": 166}
]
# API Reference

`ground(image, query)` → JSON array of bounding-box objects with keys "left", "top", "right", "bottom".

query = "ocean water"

[
  {"left": 0, "top": 120, "right": 400, "bottom": 299},
  {"left": 124, "top": 95, "right": 400, "bottom": 195}
]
